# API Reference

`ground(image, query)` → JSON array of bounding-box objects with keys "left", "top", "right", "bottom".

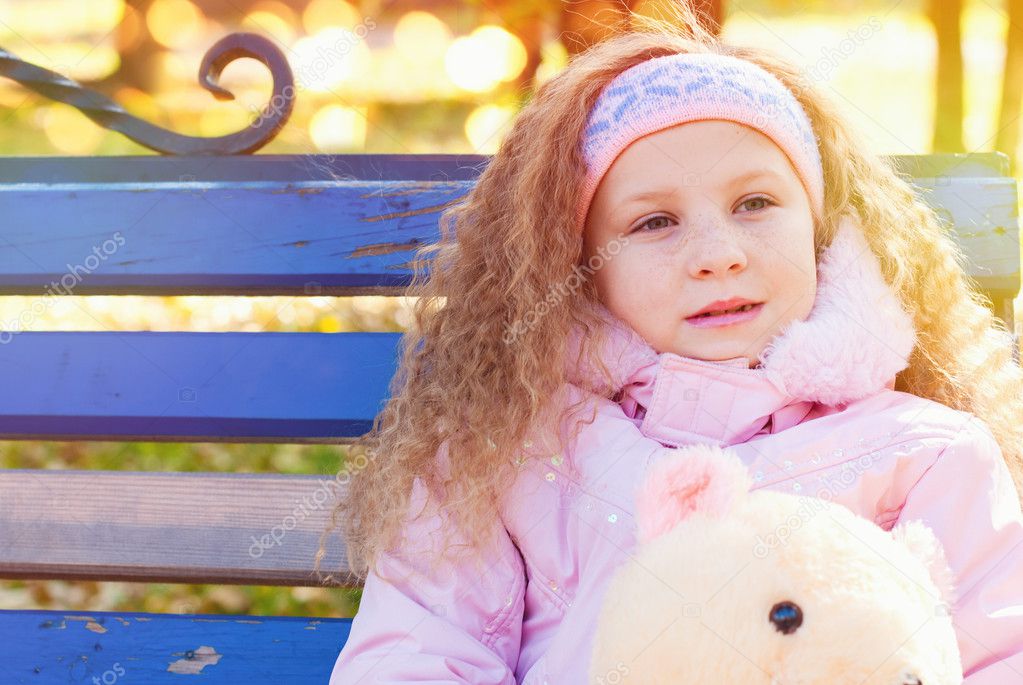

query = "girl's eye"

[
  {"left": 738, "top": 195, "right": 775, "bottom": 213},
  {"left": 629, "top": 196, "right": 774, "bottom": 233},
  {"left": 630, "top": 215, "right": 674, "bottom": 234}
]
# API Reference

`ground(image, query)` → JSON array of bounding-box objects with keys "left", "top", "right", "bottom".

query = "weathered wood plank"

[
  {"left": 0, "top": 331, "right": 399, "bottom": 442},
  {"left": 906, "top": 175, "right": 1019, "bottom": 298},
  {"left": 0, "top": 470, "right": 355, "bottom": 585},
  {"left": 888, "top": 151, "right": 1009, "bottom": 178},
  {"left": 0, "top": 609, "right": 352, "bottom": 684}
]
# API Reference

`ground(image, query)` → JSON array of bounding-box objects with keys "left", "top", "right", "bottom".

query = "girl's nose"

[{"left": 685, "top": 234, "right": 748, "bottom": 278}]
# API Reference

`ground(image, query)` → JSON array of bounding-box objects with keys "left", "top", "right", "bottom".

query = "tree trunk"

[
  {"left": 691, "top": 0, "right": 724, "bottom": 35},
  {"left": 560, "top": 0, "right": 723, "bottom": 56},
  {"left": 996, "top": 0, "right": 1023, "bottom": 173},
  {"left": 929, "top": 0, "right": 965, "bottom": 152}
]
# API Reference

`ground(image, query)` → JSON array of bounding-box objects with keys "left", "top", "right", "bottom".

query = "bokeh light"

[
  {"left": 198, "top": 101, "right": 255, "bottom": 137},
  {"left": 45, "top": 43, "right": 121, "bottom": 82},
  {"left": 242, "top": 2, "right": 301, "bottom": 46},
  {"left": 391, "top": 11, "right": 451, "bottom": 97},
  {"left": 471, "top": 26, "right": 527, "bottom": 82},
  {"left": 113, "top": 87, "right": 165, "bottom": 127},
  {"left": 445, "top": 25, "right": 527, "bottom": 92},
  {"left": 535, "top": 40, "right": 570, "bottom": 87},
  {"left": 309, "top": 104, "right": 367, "bottom": 150},
  {"left": 0, "top": 0, "right": 124, "bottom": 37},
  {"left": 393, "top": 11, "right": 450, "bottom": 65},
  {"left": 146, "top": 0, "right": 206, "bottom": 50},
  {"left": 293, "top": 28, "right": 371, "bottom": 92},
  {"left": 41, "top": 103, "right": 105, "bottom": 154},
  {"left": 302, "top": 0, "right": 361, "bottom": 33},
  {"left": 465, "top": 104, "right": 516, "bottom": 153}
]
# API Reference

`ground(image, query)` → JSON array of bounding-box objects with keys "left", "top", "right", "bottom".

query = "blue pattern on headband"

[{"left": 582, "top": 55, "right": 819, "bottom": 168}]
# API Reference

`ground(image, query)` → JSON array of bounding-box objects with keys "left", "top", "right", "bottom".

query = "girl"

[{"left": 323, "top": 7, "right": 1023, "bottom": 684}]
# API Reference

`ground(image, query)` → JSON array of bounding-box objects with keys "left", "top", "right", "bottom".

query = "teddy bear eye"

[
  {"left": 900, "top": 675, "right": 922, "bottom": 685},
  {"left": 768, "top": 600, "right": 803, "bottom": 634}
]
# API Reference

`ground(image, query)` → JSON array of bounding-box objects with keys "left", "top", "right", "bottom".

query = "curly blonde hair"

[{"left": 316, "top": 5, "right": 1023, "bottom": 585}]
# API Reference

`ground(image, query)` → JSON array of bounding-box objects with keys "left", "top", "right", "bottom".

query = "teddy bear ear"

[
  {"left": 634, "top": 444, "right": 752, "bottom": 546},
  {"left": 890, "top": 519, "right": 958, "bottom": 610}
]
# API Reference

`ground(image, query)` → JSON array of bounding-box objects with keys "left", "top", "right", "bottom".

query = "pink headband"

[{"left": 576, "top": 51, "right": 825, "bottom": 231}]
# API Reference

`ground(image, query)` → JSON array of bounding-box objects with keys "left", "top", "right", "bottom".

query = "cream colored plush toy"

[{"left": 590, "top": 444, "right": 963, "bottom": 685}]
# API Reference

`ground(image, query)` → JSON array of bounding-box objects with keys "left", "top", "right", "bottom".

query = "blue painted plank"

[
  {"left": 0, "top": 151, "right": 1002, "bottom": 184},
  {"left": 0, "top": 153, "right": 489, "bottom": 183},
  {"left": 0, "top": 153, "right": 1016, "bottom": 298},
  {"left": 0, "top": 331, "right": 399, "bottom": 441},
  {"left": 0, "top": 179, "right": 472, "bottom": 295},
  {"left": 0, "top": 609, "right": 352, "bottom": 684}
]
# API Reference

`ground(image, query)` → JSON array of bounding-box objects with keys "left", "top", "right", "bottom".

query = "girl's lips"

[{"left": 685, "top": 302, "right": 764, "bottom": 328}]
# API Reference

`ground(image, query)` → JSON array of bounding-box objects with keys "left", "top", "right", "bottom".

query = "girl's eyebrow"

[
  {"left": 615, "top": 167, "right": 786, "bottom": 212},
  {"left": 618, "top": 186, "right": 679, "bottom": 207},
  {"left": 726, "top": 167, "right": 787, "bottom": 187}
]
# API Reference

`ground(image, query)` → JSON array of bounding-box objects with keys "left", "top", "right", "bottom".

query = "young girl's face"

[{"left": 582, "top": 120, "right": 818, "bottom": 365}]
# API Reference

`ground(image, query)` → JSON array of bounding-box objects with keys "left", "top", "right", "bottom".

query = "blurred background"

[{"left": 0, "top": 0, "right": 1020, "bottom": 619}]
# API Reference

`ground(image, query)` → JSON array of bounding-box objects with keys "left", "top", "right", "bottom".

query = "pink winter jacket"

[{"left": 330, "top": 219, "right": 1023, "bottom": 684}]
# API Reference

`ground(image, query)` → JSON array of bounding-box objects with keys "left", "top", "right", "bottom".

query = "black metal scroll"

[{"left": 0, "top": 32, "right": 295, "bottom": 155}]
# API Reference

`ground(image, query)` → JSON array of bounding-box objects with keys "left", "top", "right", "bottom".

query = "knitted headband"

[{"left": 576, "top": 51, "right": 825, "bottom": 231}]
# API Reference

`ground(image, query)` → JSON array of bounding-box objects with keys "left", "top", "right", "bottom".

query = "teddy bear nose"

[{"left": 768, "top": 600, "right": 803, "bottom": 634}]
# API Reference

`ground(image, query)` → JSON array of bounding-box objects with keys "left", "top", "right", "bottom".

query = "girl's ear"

[{"left": 634, "top": 444, "right": 752, "bottom": 545}]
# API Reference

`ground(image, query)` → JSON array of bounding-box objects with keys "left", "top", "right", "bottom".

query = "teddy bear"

[{"left": 589, "top": 444, "right": 963, "bottom": 685}]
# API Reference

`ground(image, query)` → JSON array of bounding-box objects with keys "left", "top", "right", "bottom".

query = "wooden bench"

[{"left": 0, "top": 144, "right": 1017, "bottom": 683}]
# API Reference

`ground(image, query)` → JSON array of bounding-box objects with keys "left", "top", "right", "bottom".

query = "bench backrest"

[{"left": 0, "top": 151, "right": 1017, "bottom": 590}]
